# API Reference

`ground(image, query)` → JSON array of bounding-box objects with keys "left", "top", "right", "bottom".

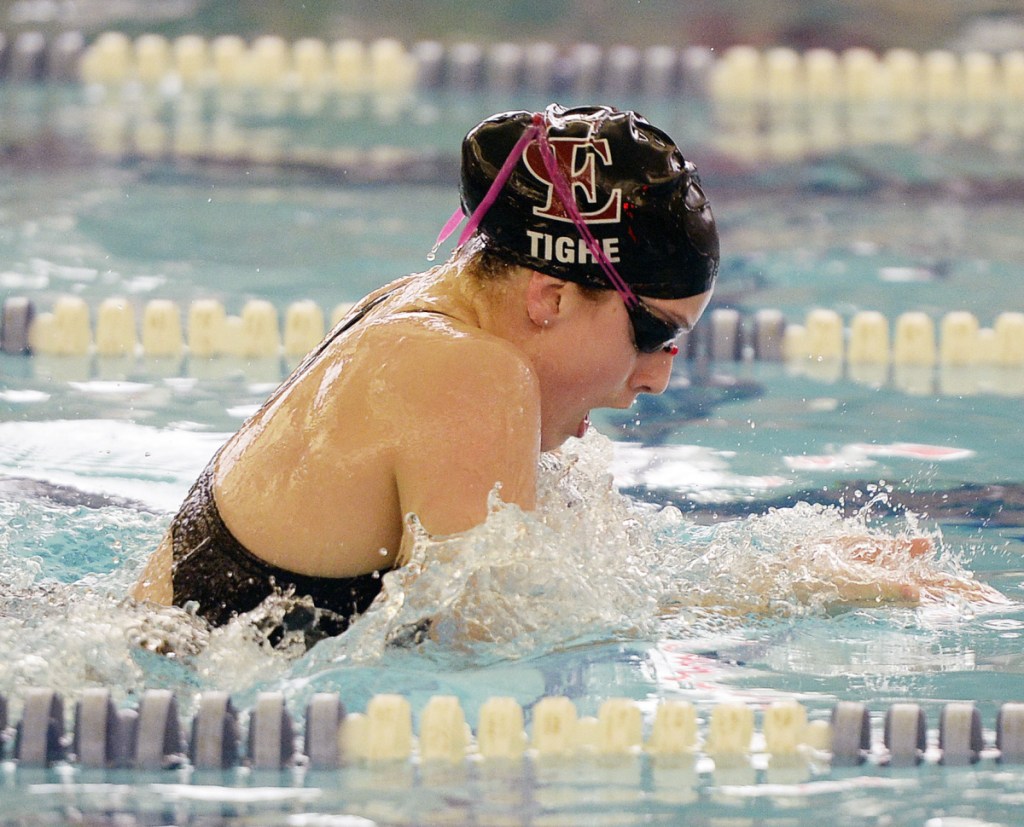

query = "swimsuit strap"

[
  {"left": 245, "top": 286, "right": 400, "bottom": 421},
  {"left": 290, "top": 288, "right": 398, "bottom": 374}
]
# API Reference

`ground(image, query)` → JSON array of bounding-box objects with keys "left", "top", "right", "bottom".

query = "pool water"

[{"left": 2, "top": 81, "right": 1024, "bottom": 824}]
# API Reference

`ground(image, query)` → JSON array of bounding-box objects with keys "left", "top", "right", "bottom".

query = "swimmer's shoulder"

[
  {"left": 384, "top": 318, "right": 538, "bottom": 397},
  {"left": 347, "top": 316, "right": 540, "bottom": 441},
  {"left": 352, "top": 300, "right": 534, "bottom": 378}
]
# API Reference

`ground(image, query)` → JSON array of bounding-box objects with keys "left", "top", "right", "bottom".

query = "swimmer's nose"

[{"left": 631, "top": 349, "right": 675, "bottom": 396}]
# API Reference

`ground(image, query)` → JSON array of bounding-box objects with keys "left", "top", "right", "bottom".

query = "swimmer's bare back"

[
  {"left": 212, "top": 306, "right": 541, "bottom": 577},
  {"left": 133, "top": 271, "right": 541, "bottom": 605}
]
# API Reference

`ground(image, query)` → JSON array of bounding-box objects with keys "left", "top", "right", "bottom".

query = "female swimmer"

[
  {"left": 133, "top": 103, "right": 998, "bottom": 641},
  {"left": 132, "top": 104, "right": 719, "bottom": 637}
]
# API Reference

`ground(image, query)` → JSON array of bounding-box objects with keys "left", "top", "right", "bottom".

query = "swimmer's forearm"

[{"left": 132, "top": 532, "right": 174, "bottom": 605}]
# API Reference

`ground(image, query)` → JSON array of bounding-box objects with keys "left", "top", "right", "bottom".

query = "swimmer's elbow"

[
  {"left": 132, "top": 533, "right": 175, "bottom": 605},
  {"left": 133, "top": 571, "right": 174, "bottom": 605}
]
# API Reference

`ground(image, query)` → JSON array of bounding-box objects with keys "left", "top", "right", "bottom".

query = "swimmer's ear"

[{"left": 525, "top": 271, "right": 567, "bottom": 329}]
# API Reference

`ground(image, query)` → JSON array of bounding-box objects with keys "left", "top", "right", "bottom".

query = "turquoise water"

[{"left": 2, "top": 84, "right": 1024, "bottom": 824}]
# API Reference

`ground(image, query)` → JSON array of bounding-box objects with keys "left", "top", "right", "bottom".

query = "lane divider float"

[
  {"left": 4, "top": 689, "right": 1023, "bottom": 774},
  {"left": 5, "top": 296, "right": 1024, "bottom": 395}
]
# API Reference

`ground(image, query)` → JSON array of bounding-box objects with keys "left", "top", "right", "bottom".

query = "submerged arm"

[
  {"left": 668, "top": 527, "right": 1006, "bottom": 617},
  {"left": 815, "top": 534, "right": 1006, "bottom": 608}
]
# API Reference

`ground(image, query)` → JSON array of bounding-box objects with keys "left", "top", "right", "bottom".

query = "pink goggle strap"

[
  {"left": 532, "top": 123, "right": 638, "bottom": 308},
  {"left": 427, "top": 113, "right": 639, "bottom": 310},
  {"left": 427, "top": 122, "right": 541, "bottom": 261}
]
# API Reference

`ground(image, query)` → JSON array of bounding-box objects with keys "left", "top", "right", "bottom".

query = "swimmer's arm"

[
  {"left": 131, "top": 530, "right": 174, "bottom": 605},
  {"left": 388, "top": 337, "right": 541, "bottom": 564},
  {"left": 787, "top": 535, "right": 1003, "bottom": 609},
  {"left": 824, "top": 535, "right": 1005, "bottom": 606},
  {"left": 669, "top": 533, "right": 1005, "bottom": 616}
]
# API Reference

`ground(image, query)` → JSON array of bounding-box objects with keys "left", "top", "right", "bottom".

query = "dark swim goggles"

[
  {"left": 626, "top": 298, "right": 684, "bottom": 354},
  {"left": 433, "top": 112, "right": 684, "bottom": 355}
]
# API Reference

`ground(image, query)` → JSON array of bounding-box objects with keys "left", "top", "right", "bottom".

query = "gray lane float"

[
  {"left": 72, "top": 688, "right": 127, "bottom": 769},
  {"left": 304, "top": 692, "right": 345, "bottom": 770},
  {"left": 829, "top": 701, "right": 870, "bottom": 765},
  {"left": 247, "top": 691, "right": 297, "bottom": 770},
  {"left": 15, "top": 688, "right": 65, "bottom": 766},
  {"left": 996, "top": 702, "right": 1024, "bottom": 763},
  {"left": 5, "top": 689, "right": 1024, "bottom": 772},
  {"left": 189, "top": 690, "right": 240, "bottom": 770},
  {"left": 1, "top": 297, "right": 33, "bottom": 355},
  {"left": 884, "top": 702, "right": 927, "bottom": 766},
  {"left": 939, "top": 702, "right": 983, "bottom": 766},
  {"left": 133, "top": 689, "right": 185, "bottom": 770}
]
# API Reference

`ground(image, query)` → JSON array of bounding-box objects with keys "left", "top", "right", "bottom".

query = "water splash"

[
  {"left": 0, "top": 498, "right": 296, "bottom": 708},
  {"left": 0, "top": 430, "right": 1002, "bottom": 710},
  {"left": 304, "top": 431, "right": 997, "bottom": 670}
]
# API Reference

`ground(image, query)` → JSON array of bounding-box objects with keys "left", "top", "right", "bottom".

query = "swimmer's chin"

[
  {"left": 540, "top": 413, "right": 591, "bottom": 451},
  {"left": 577, "top": 413, "right": 591, "bottom": 439}
]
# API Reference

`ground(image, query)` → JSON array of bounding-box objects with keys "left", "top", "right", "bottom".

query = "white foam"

[
  {"left": 0, "top": 389, "right": 50, "bottom": 403},
  {"left": 310, "top": 431, "right": 995, "bottom": 667},
  {"left": 0, "top": 427, "right": 1001, "bottom": 705}
]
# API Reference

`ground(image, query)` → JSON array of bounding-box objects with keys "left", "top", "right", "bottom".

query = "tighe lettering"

[{"left": 526, "top": 231, "right": 620, "bottom": 264}]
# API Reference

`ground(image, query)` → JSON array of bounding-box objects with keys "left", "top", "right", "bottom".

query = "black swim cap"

[{"left": 460, "top": 103, "right": 719, "bottom": 299}]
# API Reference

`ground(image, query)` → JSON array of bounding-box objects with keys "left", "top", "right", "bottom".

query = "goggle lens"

[{"left": 626, "top": 300, "right": 683, "bottom": 354}]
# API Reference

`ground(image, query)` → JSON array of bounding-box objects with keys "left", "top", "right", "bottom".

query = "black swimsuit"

[
  {"left": 169, "top": 464, "right": 384, "bottom": 640},
  {"left": 170, "top": 290, "right": 399, "bottom": 642}
]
